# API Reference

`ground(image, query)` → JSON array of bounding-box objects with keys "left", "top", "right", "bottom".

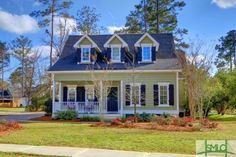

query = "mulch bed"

[
  {"left": 0, "top": 121, "right": 22, "bottom": 136},
  {"left": 30, "top": 116, "right": 81, "bottom": 122}
]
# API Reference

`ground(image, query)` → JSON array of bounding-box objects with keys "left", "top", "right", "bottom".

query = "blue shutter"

[
  {"left": 90, "top": 48, "right": 95, "bottom": 62},
  {"left": 76, "top": 87, "right": 85, "bottom": 102},
  {"left": 137, "top": 47, "right": 142, "bottom": 62},
  {"left": 169, "top": 84, "right": 174, "bottom": 106},
  {"left": 141, "top": 85, "right": 146, "bottom": 106},
  {"left": 153, "top": 85, "right": 159, "bottom": 106},
  {"left": 63, "top": 87, "right": 68, "bottom": 102},
  {"left": 152, "top": 47, "right": 156, "bottom": 61},
  {"left": 77, "top": 48, "right": 81, "bottom": 63},
  {"left": 125, "top": 85, "right": 131, "bottom": 106},
  {"left": 94, "top": 89, "right": 98, "bottom": 102},
  {"left": 107, "top": 48, "right": 111, "bottom": 62},
  {"left": 121, "top": 48, "right": 125, "bottom": 62}
]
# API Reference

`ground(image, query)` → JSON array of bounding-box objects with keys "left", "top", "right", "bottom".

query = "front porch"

[{"left": 52, "top": 79, "right": 123, "bottom": 116}]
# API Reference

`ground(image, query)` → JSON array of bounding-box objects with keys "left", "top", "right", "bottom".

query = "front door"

[{"left": 107, "top": 87, "right": 118, "bottom": 112}]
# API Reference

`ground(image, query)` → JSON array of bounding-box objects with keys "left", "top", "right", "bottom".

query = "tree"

[
  {"left": 31, "top": 0, "right": 73, "bottom": 67},
  {"left": 215, "top": 30, "right": 236, "bottom": 71},
  {"left": 0, "top": 41, "right": 10, "bottom": 102},
  {"left": 177, "top": 41, "right": 213, "bottom": 118},
  {"left": 76, "top": 6, "right": 105, "bottom": 34},
  {"left": 123, "top": 0, "right": 188, "bottom": 49}
]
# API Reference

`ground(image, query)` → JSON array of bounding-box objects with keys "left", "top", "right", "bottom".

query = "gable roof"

[
  {"left": 104, "top": 34, "right": 128, "bottom": 48},
  {"left": 134, "top": 33, "right": 159, "bottom": 51},
  {"left": 49, "top": 33, "right": 181, "bottom": 72},
  {"left": 73, "top": 34, "right": 101, "bottom": 52}
]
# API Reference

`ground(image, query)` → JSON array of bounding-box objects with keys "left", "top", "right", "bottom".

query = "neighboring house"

[
  {"left": 0, "top": 89, "right": 13, "bottom": 107},
  {"left": 48, "top": 33, "right": 183, "bottom": 118}
]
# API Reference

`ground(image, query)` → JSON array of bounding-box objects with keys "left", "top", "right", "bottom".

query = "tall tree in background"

[
  {"left": 31, "top": 0, "right": 73, "bottom": 67},
  {"left": 0, "top": 41, "right": 10, "bottom": 101},
  {"left": 124, "top": 0, "right": 188, "bottom": 49},
  {"left": 215, "top": 30, "right": 236, "bottom": 71},
  {"left": 76, "top": 6, "right": 104, "bottom": 34},
  {"left": 11, "top": 36, "right": 32, "bottom": 99}
]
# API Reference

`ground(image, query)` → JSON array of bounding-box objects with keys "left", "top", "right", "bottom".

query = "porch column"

[
  {"left": 52, "top": 74, "right": 56, "bottom": 113},
  {"left": 176, "top": 72, "right": 179, "bottom": 115},
  {"left": 120, "top": 80, "right": 123, "bottom": 116},
  {"left": 59, "top": 82, "right": 62, "bottom": 103},
  {"left": 100, "top": 80, "right": 103, "bottom": 113}
]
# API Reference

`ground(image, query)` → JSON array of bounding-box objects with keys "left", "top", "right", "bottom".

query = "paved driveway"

[{"left": 0, "top": 112, "right": 45, "bottom": 122}]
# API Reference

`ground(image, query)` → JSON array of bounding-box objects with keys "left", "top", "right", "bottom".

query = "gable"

[
  {"left": 79, "top": 38, "right": 92, "bottom": 45},
  {"left": 140, "top": 36, "right": 153, "bottom": 44},
  {"left": 109, "top": 36, "right": 122, "bottom": 45}
]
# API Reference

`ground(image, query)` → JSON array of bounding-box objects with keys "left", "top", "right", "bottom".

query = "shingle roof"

[{"left": 49, "top": 33, "right": 181, "bottom": 72}]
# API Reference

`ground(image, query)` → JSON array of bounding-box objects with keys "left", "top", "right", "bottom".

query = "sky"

[{"left": 0, "top": 0, "right": 236, "bottom": 79}]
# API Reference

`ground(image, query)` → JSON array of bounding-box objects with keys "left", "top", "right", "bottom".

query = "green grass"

[
  {"left": 208, "top": 114, "right": 236, "bottom": 121},
  {"left": 0, "top": 107, "right": 25, "bottom": 112},
  {"left": 0, "top": 122, "right": 236, "bottom": 154},
  {"left": 0, "top": 152, "right": 54, "bottom": 157}
]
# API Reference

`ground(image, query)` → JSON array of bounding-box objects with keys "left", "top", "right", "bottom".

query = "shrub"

[
  {"left": 111, "top": 118, "right": 122, "bottom": 126},
  {"left": 55, "top": 110, "right": 78, "bottom": 120},
  {"left": 151, "top": 116, "right": 166, "bottom": 125},
  {"left": 0, "top": 121, "right": 22, "bottom": 132},
  {"left": 79, "top": 116, "right": 100, "bottom": 122},
  {"left": 125, "top": 116, "right": 139, "bottom": 123},
  {"left": 172, "top": 117, "right": 188, "bottom": 127},
  {"left": 138, "top": 112, "right": 154, "bottom": 122},
  {"left": 44, "top": 97, "right": 52, "bottom": 115},
  {"left": 162, "top": 112, "right": 171, "bottom": 118},
  {"left": 183, "top": 117, "right": 194, "bottom": 123},
  {"left": 200, "top": 118, "right": 218, "bottom": 128}
]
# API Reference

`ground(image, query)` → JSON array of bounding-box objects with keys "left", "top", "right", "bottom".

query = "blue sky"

[{"left": 0, "top": 0, "right": 236, "bottom": 79}]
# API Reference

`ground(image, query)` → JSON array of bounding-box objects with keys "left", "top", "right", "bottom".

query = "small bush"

[
  {"left": 200, "top": 118, "right": 218, "bottom": 128},
  {"left": 125, "top": 116, "right": 139, "bottom": 123},
  {"left": 162, "top": 112, "right": 171, "bottom": 118},
  {"left": 138, "top": 112, "right": 155, "bottom": 122},
  {"left": 151, "top": 116, "right": 166, "bottom": 125},
  {"left": 0, "top": 121, "right": 22, "bottom": 132},
  {"left": 44, "top": 97, "right": 52, "bottom": 115},
  {"left": 79, "top": 116, "right": 100, "bottom": 122},
  {"left": 172, "top": 117, "right": 188, "bottom": 127},
  {"left": 55, "top": 110, "right": 78, "bottom": 120},
  {"left": 111, "top": 118, "right": 122, "bottom": 126}
]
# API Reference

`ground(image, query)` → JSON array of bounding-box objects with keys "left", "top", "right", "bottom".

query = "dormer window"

[
  {"left": 81, "top": 46, "right": 91, "bottom": 62},
  {"left": 111, "top": 47, "right": 121, "bottom": 62},
  {"left": 142, "top": 45, "right": 152, "bottom": 62}
]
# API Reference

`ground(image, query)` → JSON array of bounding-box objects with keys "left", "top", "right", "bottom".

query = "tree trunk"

[
  {"left": 156, "top": 0, "right": 159, "bottom": 33},
  {"left": 50, "top": 0, "right": 55, "bottom": 68}
]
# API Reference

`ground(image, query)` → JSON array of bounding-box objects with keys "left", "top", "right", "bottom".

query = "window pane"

[
  {"left": 112, "top": 47, "right": 120, "bottom": 61},
  {"left": 68, "top": 88, "right": 75, "bottom": 102},
  {"left": 82, "top": 48, "right": 90, "bottom": 61},
  {"left": 160, "top": 85, "right": 168, "bottom": 105},
  {"left": 142, "top": 47, "right": 151, "bottom": 61},
  {"left": 132, "top": 85, "right": 140, "bottom": 105}
]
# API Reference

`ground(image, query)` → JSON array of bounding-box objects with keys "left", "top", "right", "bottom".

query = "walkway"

[
  {"left": 0, "top": 144, "right": 194, "bottom": 157},
  {"left": 0, "top": 112, "right": 44, "bottom": 122}
]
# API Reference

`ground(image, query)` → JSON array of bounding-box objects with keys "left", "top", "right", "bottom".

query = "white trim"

[
  {"left": 111, "top": 46, "right": 121, "bottom": 63},
  {"left": 120, "top": 80, "right": 123, "bottom": 116},
  {"left": 52, "top": 74, "right": 55, "bottom": 113},
  {"left": 73, "top": 34, "right": 101, "bottom": 52},
  {"left": 105, "top": 85, "right": 119, "bottom": 113},
  {"left": 158, "top": 83, "right": 170, "bottom": 107},
  {"left": 67, "top": 86, "right": 76, "bottom": 102},
  {"left": 141, "top": 45, "right": 152, "bottom": 62},
  {"left": 104, "top": 34, "right": 128, "bottom": 48},
  {"left": 59, "top": 82, "right": 62, "bottom": 103},
  {"left": 127, "top": 83, "right": 141, "bottom": 107},
  {"left": 176, "top": 72, "right": 179, "bottom": 114},
  {"left": 81, "top": 46, "right": 91, "bottom": 63},
  {"left": 85, "top": 85, "right": 94, "bottom": 102},
  {"left": 48, "top": 69, "right": 182, "bottom": 74},
  {"left": 134, "top": 33, "right": 159, "bottom": 51}
]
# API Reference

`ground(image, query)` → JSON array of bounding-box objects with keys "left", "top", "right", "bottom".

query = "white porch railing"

[{"left": 54, "top": 102, "right": 100, "bottom": 114}]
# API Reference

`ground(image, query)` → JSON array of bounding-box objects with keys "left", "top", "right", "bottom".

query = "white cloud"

[
  {"left": 53, "top": 16, "right": 77, "bottom": 35},
  {"left": 33, "top": 1, "right": 41, "bottom": 7},
  {"left": 212, "top": 0, "right": 236, "bottom": 8},
  {"left": 32, "top": 45, "right": 56, "bottom": 58},
  {"left": 107, "top": 26, "right": 126, "bottom": 34},
  {"left": 0, "top": 10, "right": 39, "bottom": 34}
]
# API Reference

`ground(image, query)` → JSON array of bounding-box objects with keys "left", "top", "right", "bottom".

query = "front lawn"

[
  {"left": 0, "top": 107, "right": 25, "bottom": 113},
  {"left": 208, "top": 114, "right": 236, "bottom": 121},
  {"left": 0, "top": 121, "right": 236, "bottom": 154}
]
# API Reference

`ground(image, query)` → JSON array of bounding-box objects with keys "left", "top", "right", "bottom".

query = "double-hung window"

[
  {"left": 159, "top": 84, "right": 169, "bottom": 106},
  {"left": 68, "top": 87, "right": 76, "bottom": 102},
  {"left": 142, "top": 45, "right": 151, "bottom": 62},
  {"left": 111, "top": 47, "right": 121, "bottom": 62},
  {"left": 130, "top": 84, "right": 141, "bottom": 106},
  {"left": 81, "top": 47, "right": 91, "bottom": 62}
]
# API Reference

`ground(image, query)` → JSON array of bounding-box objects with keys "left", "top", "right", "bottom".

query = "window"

[
  {"left": 81, "top": 47, "right": 90, "bottom": 62},
  {"left": 86, "top": 86, "right": 94, "bottom": 101},
  {"left": 111, "top": 47, "right": 121, "bottom": 62},
  {"left": 68, "top": 87, "right": 76, "bottom": 102},
  {"left": 159, "top": 84, "right": 169, "bottom": 106},
  {"left": 142, "top": 46, "right": 151, "bottom": 61}
]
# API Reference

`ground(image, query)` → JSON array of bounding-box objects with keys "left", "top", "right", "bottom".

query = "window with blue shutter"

[
  {"left": 153, "top": 85, "right": 159, "bottom": 106},
  {"left": 152, "top": 47, "right": 156, "bottom": 61},
  {"left": 107, "top": 48, "right": 111, "bottom": 62},
  {"left": 120, "top": 47, "right": 125, "bottom": 62},
  {"left": 63, "top": 87, "right": 68, "bottom": 102},
  {"left": 137, "top": 47, "right": 142, "bottom": 62},
  {"left": 125, "top": 85, "right": 131, "bottom": 106},
  {"left": 141, "top": 84, "right": 146, "bottom": 106},
  {"left": 76, "top": 87, "right": 85, "bottom": 102},
  {"left": 169, "top": 84, "right": 174, "bottom": 106},
  {"left": 90, "top": 48, "right": 96, "bottom": 62}
]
